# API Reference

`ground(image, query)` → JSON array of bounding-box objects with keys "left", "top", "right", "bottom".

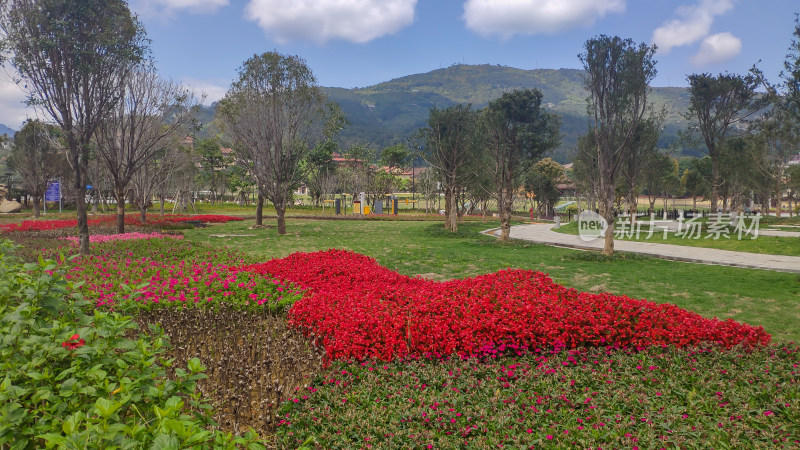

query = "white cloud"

[
  {"left": 180, "top": 78, "right": 228, "bottom": 104},
  {"left": 652, "top": 0, "right": 733, "bottom": 53},
  {"left": 131, "top": 0, "right": 229, "bottom": 17},
  {"left": 0, "top": 69, "right": 32, "bottom": 130},
  {"left": 244, "top": 0, "right": 417, "bottom": 44},
  {"left": 462, "top": 0, "right": 626, "bottom": 38},
  {"left": 690, "top": 32, "right": 741, "bottom": 65}
]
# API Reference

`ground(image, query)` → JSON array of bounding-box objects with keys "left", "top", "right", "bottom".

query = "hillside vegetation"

[
  {"left": 188, "top": 64, "right": 697, "bottom": 162},
  {"left": 324, "top": 64, "right": 696, "bottom": 161}
]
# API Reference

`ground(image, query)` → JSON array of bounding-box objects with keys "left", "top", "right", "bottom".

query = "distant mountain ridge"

[
  {"left": 0, "top": 124, "right": 16, "bottom": 137},
  {"left": 194, "top": 64, "right": 698, "bottom": 163},
  {"left": 321, "top": 64, "right": 696, "bottom": 162}
]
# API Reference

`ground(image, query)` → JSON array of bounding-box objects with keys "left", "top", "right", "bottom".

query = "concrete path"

[{"left": 490, "top": 223, "right": 800, "bottom": 274}]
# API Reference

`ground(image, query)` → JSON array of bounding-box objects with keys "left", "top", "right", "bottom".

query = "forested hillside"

[{"left": 198, "top": 64, "right": 699, "bottom": 163}]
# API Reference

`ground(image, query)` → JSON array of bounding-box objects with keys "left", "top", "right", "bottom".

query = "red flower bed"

[
  {"left": 0, "top": 214, "right": 243, "bottom": 232},
  {"left": 242, "top": 250, "right": 770, "bottom": 362}
]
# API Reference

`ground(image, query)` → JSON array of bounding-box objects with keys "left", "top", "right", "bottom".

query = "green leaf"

[
  {"left": 150, "top": 433, "right": 180, "bottom": 450},
  {"left": 37, "top": 433, "right": 67, "bottom": 446},
  {"left": 94, "top": 397, "right": 122, "bottom": 418},
  {"left": 187, "top": 357, "right": 205, "bottom": 373}
]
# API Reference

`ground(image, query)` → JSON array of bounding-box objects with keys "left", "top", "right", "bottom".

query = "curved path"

[{"left": 489, "top": 223, "right": 800, "bottom": 274}]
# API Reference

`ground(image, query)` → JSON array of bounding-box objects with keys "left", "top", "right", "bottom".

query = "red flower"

[{"left": 61, "top": 334, "right": 85, "bottom": 351}]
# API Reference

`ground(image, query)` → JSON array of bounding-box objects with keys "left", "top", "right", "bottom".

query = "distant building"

[{"left": 788, "top": 154, "right": 800, "bottom": 166}]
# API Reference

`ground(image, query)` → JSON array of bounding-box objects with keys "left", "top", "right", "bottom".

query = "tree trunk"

[
  {"left": 32, "top": 195, "right": 41, "bottom": 218},
  {"left": 140, "top": 205, "right": 147, "bottom": 223},
  {"left": 443, "top": 185, "right": 455, "bottom": 231},
  {"left": 159, "top": 195, "right": 165, "bottom": 217},
  {"left": 499, "top": 181, "right": 514, "bottom": 241},
  {"left": 277, "top": 206, "right": 287, "bottom": 235},
  {"left": 598, "top": 177, "right": 615, "bottom": 256},
  {"left": 256, "top": 193, "right": 264, "bottom": 226},
  {"left": 448, "top": 189, "right": 458, "bottom": 232},
  {"left": 628, "top": 187, "right": 638, "bottom": 224},
  {"left": 710, "top": 153, "right": 720, "bottom": 214},
  {"left": 76, "top": 184, "right": 90, "bottom": 255},
  {"left": 115, "top": 185, "right": 126, "bottom": 234}
]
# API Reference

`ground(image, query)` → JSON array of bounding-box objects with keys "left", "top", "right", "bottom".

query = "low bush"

[
  {"left": 0, "top": 240, "right": 266, "bottom": 448},
  {"left": 278, "top": 344, "right": 800, "bottom": 448}
]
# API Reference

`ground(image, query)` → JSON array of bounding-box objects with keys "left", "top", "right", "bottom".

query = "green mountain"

[{"left": 322, "top": 64, "right": 698, "bottom": 162}]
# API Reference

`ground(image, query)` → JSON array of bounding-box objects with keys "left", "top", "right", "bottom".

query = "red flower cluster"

[
  {"left": 0, "top": 214, "right": 243, "bottom": 232},
  {"left": 242, "top": 250, "right": 770, "bottom": 362},
  {"left": 61, "top": 334, "right": 85, "bottom": 350}
]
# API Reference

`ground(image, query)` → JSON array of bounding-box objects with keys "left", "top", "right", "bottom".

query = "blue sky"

[{"left": 1, "top": 0, "right": 798, "bottom": 128}]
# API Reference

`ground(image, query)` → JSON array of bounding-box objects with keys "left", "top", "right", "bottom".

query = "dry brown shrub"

[{"left": 135, "top": 307, "right": 324, "bottom": 437}]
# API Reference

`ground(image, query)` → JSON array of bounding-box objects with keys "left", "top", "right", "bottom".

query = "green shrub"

[{"left": 0, "top": 241, "right": 265, "bottom": 448}]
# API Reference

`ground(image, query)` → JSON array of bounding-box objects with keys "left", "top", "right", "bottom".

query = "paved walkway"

[{"left": 488, "top": 223, "right": 800, "bottom": 274}]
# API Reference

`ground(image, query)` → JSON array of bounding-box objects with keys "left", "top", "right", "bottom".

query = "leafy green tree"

[
  {"left": 7, "top": 120, "right": 63, "bottom": 217},
  {"left": 644, "top": 152, "right": 681, "bottom": 212},
  {"left": 195, "top": 138, "right": 226, "bottom": 204},
  {"left": 0, "top": 0, "right": 148, "bottom": 254},
  {"left": 620, "top": 112, "right": 664, "bottom": 220},
  {"left": 419, "top": 105, "right": 482, "bottom": 232},
  {"left": 380, "top": 143, "right": 410, "bottom": 173},
  {"left": 684, "top": 72, "right": 762, "bottom": 214},
  {"left": 580, "top": 35, "right": 656, "bottom": 255},
  {"left": 787, "top": 164, "right": 800, "bottom": 215},
  {"left": 572, "top": 132, "right": 600, "bottom": 213},
  {"left": 782, "top": 14, "right": 800, "bottom": 122},
  {"left": 750, "top": 107, "right": 799, "bottom": 217},
  {"left": 680, "top": 157, "right": 710, "bottom": 210},
  {"left": 218, "top": 52, "right": 344, "bottom": 233},
  {"left": 486, "top": 89, "right": 560, "bottom": 240},
  {"left": 525, "top": 157, "right": 563, "bottom": 217}
]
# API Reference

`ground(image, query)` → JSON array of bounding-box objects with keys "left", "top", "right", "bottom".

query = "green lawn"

[
  {"left": 184, "top": 218, "right": 800, "bottom": 342},
  {"left": 553, "top": 221, "right": 800, "bottom": 257}
]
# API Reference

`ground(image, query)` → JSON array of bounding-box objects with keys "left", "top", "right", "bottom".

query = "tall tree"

[
  {"left": 580, "top": 35, "right": 656, "bottom": 255},
  {"left": 7, "top": 120, "right": 62, "bottom": 217},
  {"left": 486, "top": 89, "right": 560, "bottom": 240},
  {"left": 782, "top": 14, "right": 800, "bottom": 122},
  {"left": 418, "top": 104, "right": 480, "bottom": 232},
  {"left": 684, "top": 72, "right": 762, "bottom": 214},
  {"left": 218, "top": 52, "right": 342, "bottom": 234},
  {"left": 0, "top": 0, "right": 148, "bottom": 254},
  {"left": 680, "top": 157, "right": 710, "bottom": 210},
  {"left": 94, "top": 65, "right": 196, "bottom": 233},
  {"left": 620, "top": 112, "right": 664, "bottom": 221},
  {"left": 525, "top": 157, "right": 563, "bottom": 218}
]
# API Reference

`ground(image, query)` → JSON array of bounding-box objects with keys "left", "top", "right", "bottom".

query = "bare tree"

[
  {"left": 0, "top": 0, "right": 148, "bottom": 254},
  {"left": 130, "top": 139, "right": 183, "bottom": 221},
  {"left": 218, "top": 52, "right": 342, "bottom": 233},
  {"left": 7, "top": 120, "right": 62, "bottom": 217},
  {"left": 94, "top": 65, "right": 197, "bottom": 233},
  {"left": 580, "top": 35, "right": 656, "bottom": 255}
]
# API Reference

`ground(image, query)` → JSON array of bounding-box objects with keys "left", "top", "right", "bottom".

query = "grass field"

[{"left": 183, "top": 218, "right": 800, "bottom": 343}]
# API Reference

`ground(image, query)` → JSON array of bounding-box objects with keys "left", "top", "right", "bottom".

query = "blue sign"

[
  {"left": 86, "top": 185, "right": 93, "bottom": 189},
  {"left": 45, "top": 181, "right": 60, "bottom": 202}
]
